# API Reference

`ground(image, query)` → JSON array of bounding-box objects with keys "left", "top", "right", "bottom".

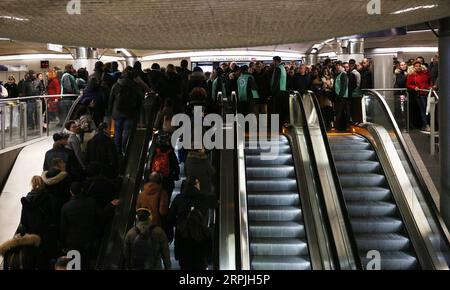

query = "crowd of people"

[{"left": 0, "top": 53, "right": 440, "bottom": 270}]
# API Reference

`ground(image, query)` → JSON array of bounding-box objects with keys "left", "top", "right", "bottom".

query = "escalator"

[
  {"left": 244, "top": 135, "right": 311, "bottom": 270},
  {"left": 328, "top": 133, "right": 419, "bottom": 269}
]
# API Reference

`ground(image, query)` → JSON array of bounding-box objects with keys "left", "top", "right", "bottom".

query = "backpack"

[
  {"left": 131, "top": 226, "right": 154, "bottom": 269},
  {"left": 61, "top": 73, "right": 74, "bottom": 94},
  {"left": 151, "top": 148, "right": 171, "bottom": 177},
  {"left": 115, "top": 84, "right": 136, "bottom": 113}
]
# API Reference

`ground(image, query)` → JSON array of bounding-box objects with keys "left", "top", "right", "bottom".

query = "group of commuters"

[{"left": 394, "top": 55, "right": 439, "bottom": 132}]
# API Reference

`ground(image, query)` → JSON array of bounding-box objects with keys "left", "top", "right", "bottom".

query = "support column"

[
  {"left": 439, "top": 17, "right": 450, "bottom": 228},
  {"left": 73, "top": 47, "right": 98, "bottom": 74},
  {"left": 336, "top": 38, "right": 365, "bottom": 63}
]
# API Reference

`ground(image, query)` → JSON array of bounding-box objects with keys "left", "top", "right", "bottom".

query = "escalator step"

[
  {"left": 251, "top": 256, "right": 311, "bottom": 270},
  {"left": 347, "top": 201, "right": 397, "bottom": 217},
  {"left": 249, "top": 221, "right": 305, "bottom": 238},
  {"left": 245, "top": 145, "right": 292, "bottom": 155},
  {"left": 250, "top": 238, "right": 309, "bottom": 256},
  {"left": 342, "top": 187, "right": 392, "bottom": 201},
  {"left": 330, "top": 142, "right": 371, "bottom": 151},
  {"left": 335, "top": 161, "right": 381, "bottom": 174},
  {"left": 248, "top": 192, "right": 299, "bottom": 206},
  {"left": 248, "top": 206, "right": 302, "bottom": 222},
  {"left": 339, "top": 173, "right": 387, "bottom": 188},
  {"left": 247, "top": 178, "right": 297, "bottom": 191},
  {"left": 246, "top": 166, "right": 295, "bottom": 178},
  {"left": 355, "top": 233, "right": 411, "bottom": 251},
  {"left": 360, "top": 252, "right": 419, "bottom": 270},
  {"left": 245, "top": 154, "right": 293, "bottom": 166},
  {"left": 351, "top": 217, "right": 404, "bottom": 234},
  {"left": 332, "top": 150, "right": 376, "bottom": 161},
  {"left": 329, "top": 135, "right": 366, "bottom": 142}
]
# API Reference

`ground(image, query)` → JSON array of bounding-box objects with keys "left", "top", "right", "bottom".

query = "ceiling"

[{"left": 0, "top": 0, "right": 448, "bottom": 50}]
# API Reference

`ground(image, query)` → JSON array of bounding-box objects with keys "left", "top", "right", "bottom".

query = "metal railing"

[
  {"left": 0, "top": 94, "right": 79, "bottom": 150},
  {"left": 422, "top": 89, "right": 439, "bottom": 156}
]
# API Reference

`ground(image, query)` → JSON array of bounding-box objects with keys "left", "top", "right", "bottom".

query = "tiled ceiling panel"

[{"left": 0, "top": 0, "right": 448, "bottom": 50}]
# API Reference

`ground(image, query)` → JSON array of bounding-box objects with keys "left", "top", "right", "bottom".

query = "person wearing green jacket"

[
  {"left": 333, "top": 61, "right": 350, "bottom": 131},
  {"left": 269, "top": 56, "right": 287, "bottom": 129},
  {"left": 211, "top": 67, "right": 227, "bottom": 102},
  {"left": 237, "top": 65, "right": 260, "bottom": 116}
]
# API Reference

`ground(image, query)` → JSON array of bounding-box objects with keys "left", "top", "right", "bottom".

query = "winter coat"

[
  {"left": 47, "top": 79, "right": 61, "bottom": 112},
  {"left": 253, "top": 70, "right": 271, "bottom": 102},
  {"left": 41, "top": 169, "right": 71, "bottom": 227},
  {"left": 176, "top": 224, "right": 211, "bottom": 270},
  {"left": 184, "top": 151, "right": 215, "bottom": 197},
  {"left": 84, "top": 176, "right": 118, "bottom": 210},
  {"left": 0, "top": 234, "right": 41, "bottom": 270},
  {"left": 43, "top": 144, "right": 81, "bottom": 178},
  {"left": 86, "top": 131, "right": 119, "bottom": 178},
  {"left": 67, "top": 132, "right": 86, "bottom": 170},
  {"left": 4, "top": 82, "right": 19, "bottom": 99},
  {"left": 407, "top": 70, "right": 432, "bottom": 94},
  {"left": 123, "top": 220, "right": 171, "bottom": 270},
  {"left": 394, "top": 69, "right": 408, "bottom": 90},
  {"left": 360, "top": 68, "right": 374, "bottom": 90},
  {"left": 108, "top": 78, "right": 142, "bottom": 119},
  {"left": 136, "top": 182, "right": 169, "bottom": 227},
  {"left": 293, "top": 73, "right": 311, "bottom": 93},
  {"left": 19, "top": 189, "right": 52, "bottom": 240},
  {"left": 157, "top": 72, "right": 183, "bottom": 109},
  {"left": 188, "top": 72, "right": 208, "bottom": 94}
]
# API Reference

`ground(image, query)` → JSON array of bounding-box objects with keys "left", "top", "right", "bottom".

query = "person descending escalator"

[
  {"left": 124, "top": 208, "right": 171, "bottom": 270},
  {"left": 0, "top": 225, "right": 41, "bottom": 270},
  {"left": 168, "top": 177, "right": 209, "bottom": 268},
  {"left": 236, "top": 65, "right": 260, "bottom": 116}
]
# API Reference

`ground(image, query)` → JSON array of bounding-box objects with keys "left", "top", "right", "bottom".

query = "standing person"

[
  {"left": 124, "top": 208, "right": 171, "bottom": 270},
  {"left": 188, "top": 67, "right": 208, "bottom": 95},
  {"left": 36, "top": 73, "right": 46, "bottom": 95},
  {"left": 157, "top": 64, "right": 183, "bottom": 114},
  {"left": 0, "top": 225, "right": 41, "bottom": 270},
  {"left": 293, "top": 64, "right": 311, "bottom": 94},
  {"left": 320, "top": 68, "right": 334, "bottom": 130},
  {"left": 108, "top": 66, "right": 142, "bottom": 154},
  {"left": 178, "top": 59, "right": 192, "bottom": 107},
  {"left": 333, "top": 61, "right": 350, "bottom": 132},
  {"left": 176, "top": 209, "right": 211, "bottom": 270},
  {"left": 19, "top": 176, "right": 53, "bottom": 269},
  {"left": 360, "top": 58, "right": 374, "bottom": 90},
  {"left": 149, "top": 63, "right": 163, "bottom": 91},
  {"left": 211, "top": 67, "right": 227, "bottom": 102},
  {"left": 150, "top": 133, "right": 180, "bottom": 203},
  {"left": 136, "top": 172, "right": 170, "bottom": 228},
  {"left": 43, "top": 132, "right": 81, "bottom": 179},
  {"left": 76, "top": 68, "right": 89, "bottom": 90},
  {"left": 252, "top": 62, "right": 270, "bottom": 119},
  {"left": 344, "top": 62, "right": 359, "bottom": 123},
  {"left": 46, "top": 69, "right": 61, "bottom": 122},
  {"left": 236, "top": 65, "right": 259, "bottom": 116},
  {"left": 86, "top": 123, "right": 119, "bottom": 178},
  {"left": 20, "top": 70, "right": 41, "bottom": 130},
  {"left": 394, "top": 61, "right": 409, "bottom": 130},
  {"left": 64, "top": 121, "right": 86, "bottom": 171},
  {"left": 4, "top": 75, "right": 19, "bottom": 99},
  {"left": 59, "top": 65, "right": 79, "bottom": 126},
  {"left": 269, "top": 56, "right": 287, "bottom": 127},
  {"left": 79, "top": 77, "right": 106, "bottom": 126},
  {"left": 407, "top": 61, "right": 433, "bottom": 132},
  {"left": 108, "top": 61, "right": 122, "bottom": 85},
  {"left": 429, "top": 54, "right": 439, "bottom": 87}
]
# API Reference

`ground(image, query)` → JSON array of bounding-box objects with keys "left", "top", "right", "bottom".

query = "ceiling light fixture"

[
  {"left": 0, "top": 15, "right": 29, "bottom": 22},
  {"left": 371, "top": 47, "right": 438, "bottom": 53},
  {"left": 391, "top": 4, "right": 438, "bottom": 15}
]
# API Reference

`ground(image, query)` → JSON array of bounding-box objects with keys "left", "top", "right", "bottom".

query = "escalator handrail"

[
  {"left": 361, "top": 89, "right": 450, "bottom": 250},
  {"left": 300, "top": 90, "right": 363, "bottom": 270},
  {"left": 287, "top": 91, "right": 339, "bottom": 269}
]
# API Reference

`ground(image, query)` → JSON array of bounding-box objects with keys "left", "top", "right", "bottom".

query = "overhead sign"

[{"left": 47, "top": 43, "right": 63, "bottom": 53}]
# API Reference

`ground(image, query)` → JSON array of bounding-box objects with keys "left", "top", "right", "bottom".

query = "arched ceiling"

[{"left": 0, "top": 0, "right": 448, "bottom": 50}]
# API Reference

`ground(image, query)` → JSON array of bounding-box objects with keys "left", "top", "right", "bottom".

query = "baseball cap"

[{"left": 53, "top": 132, "right": 69, "bottom": 142}]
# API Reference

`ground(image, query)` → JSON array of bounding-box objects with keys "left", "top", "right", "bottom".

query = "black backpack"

[
  {"left": 131, "top": 226, "right": 154, "bottom": 269},
  {"left": 115, "top": 84, "right": 135, "bottom": 113}
]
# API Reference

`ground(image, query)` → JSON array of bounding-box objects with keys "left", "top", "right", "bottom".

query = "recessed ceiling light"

[{"left": 391, "top": 4, "right": 438, "bottom": 15}]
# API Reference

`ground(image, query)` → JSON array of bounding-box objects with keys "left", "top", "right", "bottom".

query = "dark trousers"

[
  {"left": 26, "top": 101, "right": 37, "bottom": 129},
  {"left": 335, "top": 98, "right": 351, "bottom": 131},
  {"left": 415, "top": 93, "right": 429, "bottom": 128},
  {"left": 114, "top": 117, "right": 134, "bottom": 154},
  {"left": 58, "top": 99, "right": 73, "bottom": 126}
]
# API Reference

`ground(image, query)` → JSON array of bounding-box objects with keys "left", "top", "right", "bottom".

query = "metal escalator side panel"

[
  {"left": 358, "top": 125, "right": 449, "bottom": 270},
  {"left": 285, "top": 128, "right": 333, "bottom": 270},
  {"left": 300, "top": 92, "right": 360, "bottom": 270}
]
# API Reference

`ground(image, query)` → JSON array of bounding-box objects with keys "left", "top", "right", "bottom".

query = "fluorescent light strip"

[
  {"left": 0, "top": 54, "right": 125, "bottom": 62},
  {"left": 371, "top": 47, "right": 438, "bottom": 53},
  {"left": 142, "top": 50, "right": 305, "bottom": 61},
  {"left": 0, "top": 15, "right": 29, "bottom": 22},
  {"left": 391, "top": 4, "right": 438, "bottom": 15}
]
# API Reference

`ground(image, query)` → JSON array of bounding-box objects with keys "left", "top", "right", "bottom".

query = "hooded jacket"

[
  {"left": 123, "top": 220, "right": 171, "bottom": 270},
  {"left": 407, "top": 69, "right": 432, "bottom": 94},
  {"left": 136, "top": 182, "right": 169, "bottom": 226},
  {"left": 0, "top": 234, "right": 41, "bottom": 270}
]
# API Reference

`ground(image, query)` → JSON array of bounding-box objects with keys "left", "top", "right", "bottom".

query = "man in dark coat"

[
  {"left": 43, "top": 133, "right": 82, "bottom": 180},
  {"left": 85, "top": 123, "right": 118, "bottom": 178}
]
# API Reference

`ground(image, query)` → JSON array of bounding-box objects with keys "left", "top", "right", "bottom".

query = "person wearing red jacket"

[
  {"left": 46, "top": 69, "right": 61, "bottom": 122},
  {"left": 407, "top": 61, "right": 432, "bottom": 132}
]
